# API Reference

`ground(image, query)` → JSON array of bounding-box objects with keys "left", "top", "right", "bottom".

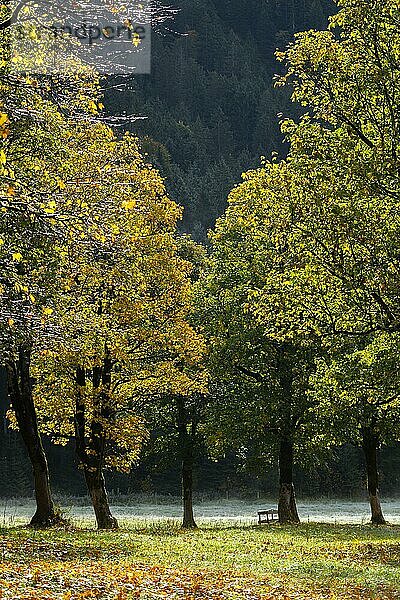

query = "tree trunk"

[
  {"left": 278, "top": 437, "right": 300, "bottom": 524},
  {"left": 83, "top": 468, "right": 118, "bottom": 530},
  {"left": 6, "top": 345, "right": 59, "bottom": 527},
  {"left": 74, "top": 363, "right": 118, "bottom": 530},
  {"left": 177, "top": 396, "right": 197, "bottom": 529},
  {"left": 276, "top": 345, "right": 300, "bottom": 525},
  {"left": 361, "top": 426, "right": 386, "bottom": 525},
  {"left": 182, "top": 448, "right": 196, "bottom": 529}
]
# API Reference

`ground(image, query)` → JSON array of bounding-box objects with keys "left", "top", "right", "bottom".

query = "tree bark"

[
  {"left": 278, "top": 437, "right": 300, "bottom": 524},
  {"left": 83, "top": 467, "right": 118, "bottom": 530},
  {"left": 74, "top": 362, "right": 118, "bottom": 530},
  {"left": 181, "top": 449, "right": 196, "bottom": 529},
  {"left": 361, "top": 426, "right": 386, "bottom": 525},
  {"left": 6, "top": 344, "right": 59, "bottom": 527},
  {"left": 276, "top": 345, "right": 300, "bottom": 525},
  {"left": 177, "top": 396, "right": 197, "bottom": 529}
]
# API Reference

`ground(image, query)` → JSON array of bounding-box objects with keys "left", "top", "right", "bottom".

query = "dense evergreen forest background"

[
  {"left": 107, "top": 0, "right": 334, "bottom": 238},
  {"left": 2, "top": 0, "right": 400, "bottom": 500}
]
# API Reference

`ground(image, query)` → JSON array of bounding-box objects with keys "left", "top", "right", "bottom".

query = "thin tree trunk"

[
  {"left": 6, "top": 344, "right": 58, "bottom": 527},
  {"left": 74, "top": 362, "right": 118, "bottom": 530},
  {"left": 177, "top": 396, "right": 197, "bottom": 529},
  {"left": 182, "top": 447, "right": 196, "bottom": 528},
  {"left": 361, "top": 426, "right": 386, "bottom": 525},
  {"left": 278, "top": 437, "right": 300, "bottom": 524}
]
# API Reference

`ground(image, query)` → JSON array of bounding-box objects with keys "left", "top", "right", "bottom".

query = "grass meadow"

[{"left": 0, "top": 500, "right": 400, "bottom": 599}]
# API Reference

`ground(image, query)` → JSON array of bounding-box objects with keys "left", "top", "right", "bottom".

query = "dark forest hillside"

[{"left": 106, "top": 0, "right": 334, "bottom": 238}]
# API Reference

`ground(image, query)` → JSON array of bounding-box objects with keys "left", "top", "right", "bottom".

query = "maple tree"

[
  {"left": 145, "top": 391, "right": 211, "bottom": 529},
  {"left": 269, "top": 0, "right": 400, "bottom": 522},
  {"left": 30, "top": 125, "right": 207, "bottom": 529},
  {"left": 0, "top": 4, "right": 112, "bottom": 526},
  {"left": 0, "top": 77, "right": 94, "bottom": 527},
  {"left": 0, "top": 0, "right": 179, "bottom": 528},
  {"left": 209, "top": 143, "right": 400, "bottom": 524},
  {"left": 2, "top": 0, "right": 400, "bottom": 535},
  {"left": 196, "top": 162, "right": 328, "bottom": 524},
  {"left": 141, "top": 237, "right": 210, "bottom": 529}
]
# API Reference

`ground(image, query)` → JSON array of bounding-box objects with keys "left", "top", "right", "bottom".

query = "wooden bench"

[{"left": 258, "top": 509, "right": 279, "bottom": 524}]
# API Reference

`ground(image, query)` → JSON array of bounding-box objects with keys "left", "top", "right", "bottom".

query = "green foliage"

[
  {"left": 29, "top": 125, "right": 208, "bottom": 474},
  {"left": 0, "top": 12, "right": 102, "bottom": 361},
  {"left": 270, "top": 0, "right": 400, "bottom": 451},
  {"left": 196, "top": 162, "right": 323, "bottom": 471},
  {"left": 195, "top": 0, "right": 400, "bottom": 493},
  {"left": 272, "top": 0, "right": 400, "bottom": 336},
  {"left": 312, "top": 333, "right": 400, "bottom": 446}
]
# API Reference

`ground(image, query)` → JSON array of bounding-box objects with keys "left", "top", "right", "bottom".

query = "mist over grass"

[{"left": 1, "top": 497, "right": 400, "bottom": 528}]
